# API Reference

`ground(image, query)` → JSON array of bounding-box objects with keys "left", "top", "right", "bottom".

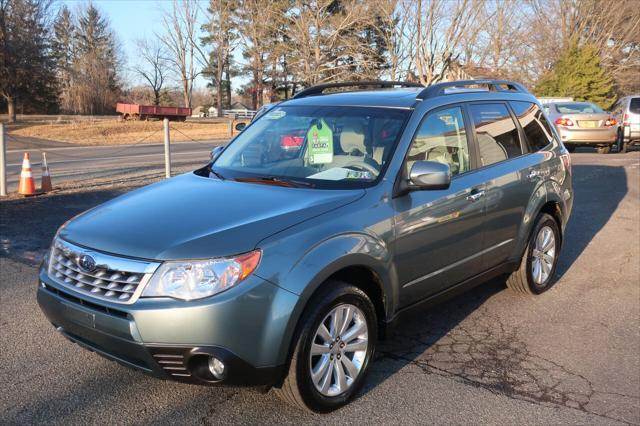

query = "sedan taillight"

[
  {"left": 604, "top": 118, "right": 617, "bottom": 127},
  {"left": 555, "top": 117, "right": 574, "bottom": 126}
]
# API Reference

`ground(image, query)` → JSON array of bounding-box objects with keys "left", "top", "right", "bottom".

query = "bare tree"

[
  {"left": 377, "top": 0, "right": 416, "bottom": 81},
  {"left": 280, "top": 0, "right": 381, "bottom": 88},
  {"left": 133, "top": 39, "right": 169, "bottom": 105},
  {"left": 158, "top": 0, "right": 200, "bottom": 108},
  {"left": 413, "top": 0, "right": 485, "bottom": 85}
]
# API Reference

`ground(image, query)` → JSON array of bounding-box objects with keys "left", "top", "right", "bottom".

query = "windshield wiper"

[{"left": 235, "top": 176, "right": 315, "bottom": 188}]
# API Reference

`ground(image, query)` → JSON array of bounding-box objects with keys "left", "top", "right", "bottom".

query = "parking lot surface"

[{"left": 1, "top": 150, "right": 639, "bottom": 425}]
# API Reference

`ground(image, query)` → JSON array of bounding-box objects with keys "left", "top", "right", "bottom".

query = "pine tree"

[
  {"left": 0, "top": 0, "right": 58, "bottom": 121},
  {"left": 52, "top": 5, "right": 75, "bottom": 112},
  {"left": 535, "top": 40, "right": 616, "bottom": 109},
  {"left": 69, "top": 4, "right": 120, "bottom": 114}
]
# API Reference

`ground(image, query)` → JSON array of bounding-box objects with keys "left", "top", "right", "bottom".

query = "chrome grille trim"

[{"left": 47, "top": 238, "right": 160, "bottom": 304}]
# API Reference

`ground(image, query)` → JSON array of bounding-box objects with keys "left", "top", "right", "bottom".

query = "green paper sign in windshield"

[{"left": 307, "top": 119, "right": 333, "bottom": 164}]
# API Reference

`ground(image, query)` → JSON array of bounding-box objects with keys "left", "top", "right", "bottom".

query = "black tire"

[
  {"left": 565, "top": 145, "right": 576, "bottom": 153},
  {"left": 596, "top": 146, "right": 611, "bottom": 154},
  {"left": 274, "top": 281, "right": 377, "bottom": 413},
  {"left": 507, "top": 213, "right": 561, "bottom": 295},
  {"left": 617, "top": 130, "right": 628, "bottom": 153}
]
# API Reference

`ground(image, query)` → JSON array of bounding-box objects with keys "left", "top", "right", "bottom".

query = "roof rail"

[
  {"left": 416, "top": 80, "right": 530, "bottom": 100},
  {"left": 292, "top": 80, "right": 424, "bottom": 99}
]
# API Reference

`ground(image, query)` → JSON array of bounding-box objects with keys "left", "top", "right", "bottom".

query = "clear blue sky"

[{"left": 59, "top": 0, "right": 214, "bottom": 88}]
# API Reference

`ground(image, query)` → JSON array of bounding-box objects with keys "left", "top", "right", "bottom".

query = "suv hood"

[{"left": 60, "top": 173, "right": 364, "bottom": 260}]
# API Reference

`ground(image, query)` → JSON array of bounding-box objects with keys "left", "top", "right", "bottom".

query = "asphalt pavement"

[
  {"left": 3, "top": 135, "right": 220, "bottom": 187},
  {"left": 0, "top": 149, "right": 639, "bottom": 425}
]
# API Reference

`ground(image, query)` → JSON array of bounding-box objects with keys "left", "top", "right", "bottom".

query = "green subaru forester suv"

[{"left": 38, "top": 80, "right": 573, "bottom": 412}]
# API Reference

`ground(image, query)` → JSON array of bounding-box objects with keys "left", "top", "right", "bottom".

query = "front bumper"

[
  {"left": 558, "top": 126, "right": 617, "bottom": 145},
  {"left": 37, "top": 268, "right": 298, "bottom": 386}
]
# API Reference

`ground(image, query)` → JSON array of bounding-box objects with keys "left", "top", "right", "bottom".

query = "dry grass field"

[{"left": 8, "top": 118, "right": 243, "bottom": 145}]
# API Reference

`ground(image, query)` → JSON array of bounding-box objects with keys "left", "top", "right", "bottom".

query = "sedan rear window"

[{"left": 555, "top": 103, "right": 604, "bottom": 114}]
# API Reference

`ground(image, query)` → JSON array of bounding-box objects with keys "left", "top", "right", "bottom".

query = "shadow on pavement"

[
  {"left": 0, "top": 188, "right": 127, "bottom": 267},
  {"left": 355, "top": 164, "right": 629, "bottom": 419}
]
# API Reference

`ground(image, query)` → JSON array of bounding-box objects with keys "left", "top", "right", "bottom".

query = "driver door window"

[{"left": 407, "top": 106, "right": 471, "bottom": 176}]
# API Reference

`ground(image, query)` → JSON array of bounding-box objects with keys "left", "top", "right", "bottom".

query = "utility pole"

[
  {"left": 163, "top": 118, "right": 171, "bottom": 178},
  {"left": 0, "top": 123, "right": 6, "bottom": 196}
]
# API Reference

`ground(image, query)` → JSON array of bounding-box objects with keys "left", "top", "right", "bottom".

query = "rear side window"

[
  {"left": 468, "top": 103, "right": 522, "bottom": 167},
  {"left": 510, "top": 101, "right": 554, "bottom": 152},
  {"left": 630, "top": 98, "right": 640, "bottom": 114}
]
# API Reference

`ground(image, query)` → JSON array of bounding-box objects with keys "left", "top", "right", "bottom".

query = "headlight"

[{"left": 142, "top": 250, "right": 261, "bottom": 301}]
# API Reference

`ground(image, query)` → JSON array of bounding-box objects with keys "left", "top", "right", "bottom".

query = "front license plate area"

[{"left": 61, "top": 301, "right": 96, "bottom": 328}]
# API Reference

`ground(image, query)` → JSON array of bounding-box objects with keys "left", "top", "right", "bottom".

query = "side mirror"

[
  {"left": 235, "top": 122, "right": 247, "bottom": 132},
  {"left": 409, "top": 161, "right": 451, "bottom": 190},
  {"left": 210, "top": 145, "right": 225, "bottom": 161}
]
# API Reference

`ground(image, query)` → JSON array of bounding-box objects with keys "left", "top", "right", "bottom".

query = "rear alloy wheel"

[
  {"left": 274, "top": 281, "right": 377, "bottom": 412},
  {"left": 596, "top": 146, "right": 611, "bottom": 154},
  {"left": 507, "top": 213, "right": 561, "bottom": 294}
]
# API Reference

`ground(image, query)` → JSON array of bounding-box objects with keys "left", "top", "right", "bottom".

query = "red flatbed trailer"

[{"left": 116, "top": 103, "right": 192, "bottom": 121}]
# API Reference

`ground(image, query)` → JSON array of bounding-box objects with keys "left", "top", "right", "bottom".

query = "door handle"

[{"left": 466, "top": 189, "right": 485, "bottom": 202}]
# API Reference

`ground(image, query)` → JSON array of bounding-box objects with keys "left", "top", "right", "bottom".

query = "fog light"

[{"left": 208, "top": 357, "right": 225, "bottom": 379}]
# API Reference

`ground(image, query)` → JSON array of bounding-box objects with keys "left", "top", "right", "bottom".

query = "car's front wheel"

[
  {"left": 274, "top": 281, "right": 377, "bottom": 412},
  {"left": 507, "top": 213, "right": 561, "bottom": 294}
]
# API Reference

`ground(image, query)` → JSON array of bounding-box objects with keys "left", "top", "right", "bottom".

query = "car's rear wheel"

[
  {"left": 274, "top": 281, "right": 377, "bottom": 412},
  {"left": 507, "top": 213, "right": 561, "bottom": 294},
  {"left": 596, "top": 146, "right": 611, "bottom": 154}
]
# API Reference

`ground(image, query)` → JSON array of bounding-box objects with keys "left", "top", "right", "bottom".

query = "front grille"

[{"left": 48, "top": 238, "right": 159, "bottom": 304}]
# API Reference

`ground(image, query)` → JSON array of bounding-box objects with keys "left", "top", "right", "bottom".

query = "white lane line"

[{"left": 6, "top": 149, "right": 210, "bottom": 167}]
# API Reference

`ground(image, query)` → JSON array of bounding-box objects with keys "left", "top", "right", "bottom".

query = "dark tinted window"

[
  {"left": 510, "top": 101, "right": 554, "bottom": 152},
  {"left": 469, "top": 103, "right": 522, "bottom": 167},
  {"left": 407, "top": 106, "right": 471, "bottom": 176},
  {"left": 630, "top": 98, "right": 640, "bottom": 114}
]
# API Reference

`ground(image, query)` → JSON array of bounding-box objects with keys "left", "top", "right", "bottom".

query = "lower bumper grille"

[{"left": 151, "top": 352, "right": 190, "bottom": 378}]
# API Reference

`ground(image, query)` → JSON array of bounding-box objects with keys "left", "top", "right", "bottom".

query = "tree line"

[{"left": 1, "top": 0, "right": 638, "bottom": 121}]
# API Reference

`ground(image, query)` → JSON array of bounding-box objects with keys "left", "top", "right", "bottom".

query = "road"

[
  {"left": 4, "top": 136, "right": 220, "bottom": 187},
  {"left": 1, "top": 150, "right": 639, "bottom": 424}
]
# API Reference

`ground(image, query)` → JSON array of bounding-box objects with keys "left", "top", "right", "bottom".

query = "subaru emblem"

[{"left": 78, "top": 255, "right": 97, "bottom": 272}]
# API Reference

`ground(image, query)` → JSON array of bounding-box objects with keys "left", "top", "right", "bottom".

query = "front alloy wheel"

[
  {"left": 310, "top": 304, "right": 368, "bottom": 396},
  {"left": 274, "top": 281, "right": 377, "bottom": 412}
]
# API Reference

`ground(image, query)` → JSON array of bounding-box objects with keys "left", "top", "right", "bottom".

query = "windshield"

[
  {"left": 555, "top": 103, "right": 604, "bottom": 114},
  {"left": 212, "top": 105, "right": 409, "bottom": 189}
]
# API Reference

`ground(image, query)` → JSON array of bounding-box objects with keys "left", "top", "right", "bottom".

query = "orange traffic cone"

[
  {"left": 40, "top": 152, "right": 52, "bottom": 193},
  {"left": 18, "top": 152, "right": 37, "bottom": 196}
]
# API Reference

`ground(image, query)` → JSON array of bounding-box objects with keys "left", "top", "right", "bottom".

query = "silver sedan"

[{"left": 544, "top": 101, "right": 617, "bottom": 154}]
